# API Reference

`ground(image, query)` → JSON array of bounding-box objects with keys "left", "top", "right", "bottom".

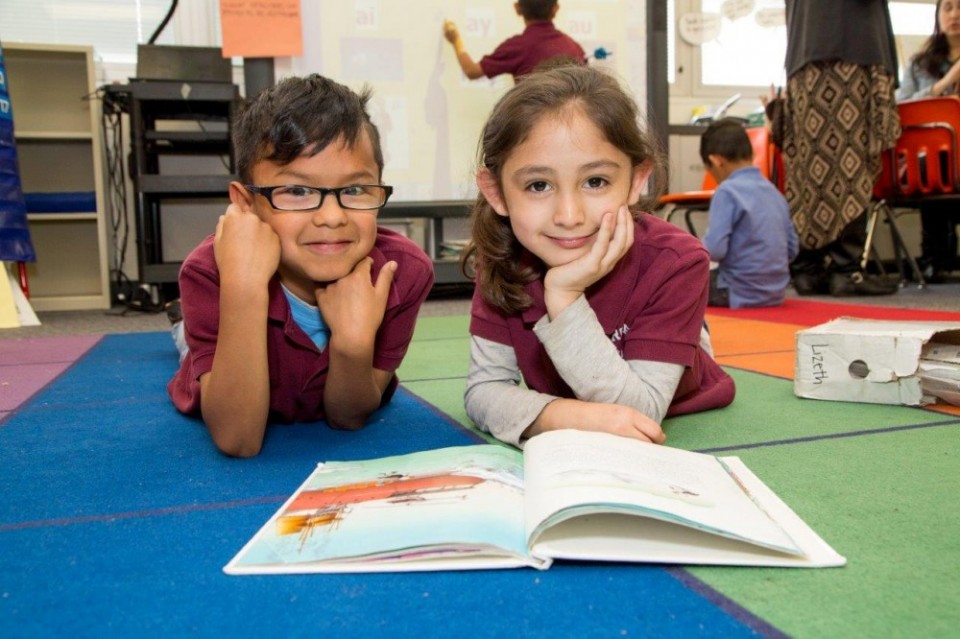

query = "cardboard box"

[{"left": 794, "top": 317, "right": 960, "bottom": 405}]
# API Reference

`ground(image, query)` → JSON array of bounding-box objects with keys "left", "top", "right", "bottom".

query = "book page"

[
  {"left": 523, "top": 431, "right": 801, "bottom": 556},
  {"left": 226, "top": 444, "right": 535, "bottom": 574}
]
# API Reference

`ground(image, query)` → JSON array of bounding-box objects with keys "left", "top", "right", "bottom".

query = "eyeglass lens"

[{"left": 271, "top": 185, "right": 387, "bottom": 210}]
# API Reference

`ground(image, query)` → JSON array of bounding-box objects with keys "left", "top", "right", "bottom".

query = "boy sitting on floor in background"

[
  {"left": 700, "top": 118, "right": 798, "bottom": 308},
  {"left": 167, "top": 74, "right": 434, "bottom": 457},
  {"left": 442, "top": 0, "right": 586, "bottom": 82}
]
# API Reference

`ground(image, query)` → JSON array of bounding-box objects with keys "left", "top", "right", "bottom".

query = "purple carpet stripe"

[
  {"left": 0, "top": 362, "right": 74, "bottom": 410},
  {"left": 696, "top": 419, "right": 960, "bottom": 455},
  {"left": 0, "top": 334, "right": 102, "bottom": 365},
  {"left": 666, "top": 567, "right": 789, "bottom": 638},
  {"left": 0, "top": 495, "right": 287, "bottom": 532},
  {"left": 0, "top": 335, "right": 102, "bottom": 416}
]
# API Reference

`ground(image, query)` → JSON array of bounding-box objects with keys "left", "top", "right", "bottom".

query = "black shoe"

[
  {"left": 164, "top": 299, "right": 182, "bottom": 324},
  {"left": 828, "top": 272, "right": 899, "bottom": 296},
  {"left": 792, "top": 273, "right": 829, "bottom": 295}
]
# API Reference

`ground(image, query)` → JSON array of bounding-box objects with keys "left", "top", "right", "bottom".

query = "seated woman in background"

[{"left": 897, "top": 0, "right": 960, "bottom": 281}]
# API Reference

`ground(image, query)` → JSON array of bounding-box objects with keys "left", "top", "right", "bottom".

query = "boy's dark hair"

[
  {"left": 231, "top": 74, "right": 384, "bottom": 184},
  {"left": 518, "top": 0, "right": 557, "bottom": 21},
  {"left": 463, "top": 63, "right": 665, "bottom": 314},
  {"left": 699, "top": 118, "right": 753, "bottom": 165}
]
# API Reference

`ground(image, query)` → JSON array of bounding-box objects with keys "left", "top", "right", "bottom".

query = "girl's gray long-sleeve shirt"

[{"left": 464, "top": 294, "right": 697, "bottom": 447}]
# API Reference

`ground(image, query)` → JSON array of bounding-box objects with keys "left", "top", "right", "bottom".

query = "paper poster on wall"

[
  {"left": 678, "top": 12, "right": 722, "bottom": 45},
  {"left": 755, "top": 7, "right": 786, "bottom": 28},
  {"left": 721, "top": 0, "right": 754, "bottom": 21},
  {"left": 220, "top": 0, "right": 303, "bottom": 58}
]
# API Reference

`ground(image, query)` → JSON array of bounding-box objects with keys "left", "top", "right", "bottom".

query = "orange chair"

[
  {"left": 877, "top": 97, "right": 960, "bottom": 197},
  {"left": 870, "top": 96, "right": 960, "bottom": 285},
  {"left": 660, "top": 125, "right": 783, "bottom": 236}
]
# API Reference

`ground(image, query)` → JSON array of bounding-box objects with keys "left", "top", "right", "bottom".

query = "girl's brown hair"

[
  {"left": 913, "top": 0, "right": 951, "bottom": 82},
  {"left": 461, "top": 64, "right": 665, "bottom": 314}
]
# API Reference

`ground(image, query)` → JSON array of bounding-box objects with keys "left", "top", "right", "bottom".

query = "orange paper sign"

[{"left": 220, "top": 0, "right": 303, "bottom": 58}]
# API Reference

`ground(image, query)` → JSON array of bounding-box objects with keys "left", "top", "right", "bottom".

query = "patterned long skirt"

[{"left": 769, "top": 62, "right": 900, "bottom": 250}]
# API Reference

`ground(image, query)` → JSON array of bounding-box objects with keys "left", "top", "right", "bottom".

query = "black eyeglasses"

[{"left": 244, "top": 184, "right": 393, "bottom": 211}]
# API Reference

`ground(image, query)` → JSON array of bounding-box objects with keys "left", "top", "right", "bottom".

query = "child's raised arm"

[{"left": 199, "top": 204, "right": 280, "bottom": 457}]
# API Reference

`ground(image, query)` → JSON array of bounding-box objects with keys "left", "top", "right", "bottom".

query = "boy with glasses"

[{"left": 168, "top": 74, "right": 434, "bottom": 457}]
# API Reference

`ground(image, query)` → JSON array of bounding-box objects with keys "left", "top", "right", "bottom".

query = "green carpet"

[
  {"left": 693, "top": 425, "right": 960, "bottom": 637},
  {"left": 400, "top": 314, "right": 960, "bottom": 638}
]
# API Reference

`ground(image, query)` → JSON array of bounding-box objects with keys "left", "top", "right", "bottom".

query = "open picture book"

[{"left": 224, "top": 430, "right": 846, "bottom": 574}]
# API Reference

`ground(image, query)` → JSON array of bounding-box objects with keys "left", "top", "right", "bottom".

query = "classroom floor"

[{"left": 3, "top": 275, "right": 959, "bottom": 637}]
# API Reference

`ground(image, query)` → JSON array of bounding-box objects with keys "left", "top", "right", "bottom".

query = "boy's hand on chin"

[
  {"left": 316, "top": 257, "right": 397, "bottom": 354},
  {"left": 543, "top": 205, "right": 634, "bottom": 319}
]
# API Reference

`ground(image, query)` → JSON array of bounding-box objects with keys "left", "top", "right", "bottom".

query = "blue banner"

[{"left": 0, "top": 40, "right": 36, "bottom": 263}]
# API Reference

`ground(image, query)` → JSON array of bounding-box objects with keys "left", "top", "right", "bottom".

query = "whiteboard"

[{"left": 276, "top": 0, "right": 648, "bottom": 203}]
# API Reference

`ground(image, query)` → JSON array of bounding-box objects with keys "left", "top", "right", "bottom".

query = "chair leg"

[
  {"left": 880, "top": 202, "right": 926, "bottom": 287},
  {"left": 665, "top": 205, "right": 699, "bottom": 237},
  {"left": 664, "top": 205, "right": 684, "bottom": 226},
  {"left": 860, "top": 205, "right": 881, "bottom": 273},
  {"left": 683, "top": 208, "right": 699, "bottom": 237}
]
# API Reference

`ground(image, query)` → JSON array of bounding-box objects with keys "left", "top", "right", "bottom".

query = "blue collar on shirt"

[
  {"left": 265, "top": 234, "right": 402, "bottom": 324},
  {"left": 281, "top": 284, "right": 330, "bottom": 351}
]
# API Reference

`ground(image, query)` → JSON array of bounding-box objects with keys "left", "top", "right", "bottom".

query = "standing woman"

[
  {"left": 764, "top": 0, "right": 901, "bottom": 296},
  {"left": 897, "top": 0, "right": 960, "bottom": 281}
]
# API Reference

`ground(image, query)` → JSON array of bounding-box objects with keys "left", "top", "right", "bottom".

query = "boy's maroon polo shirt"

[
  {"left": 168, "top": 227, "right": 434, "bottom": 423},
  {"left": 480, "top": 21, "right": 586, "bottom": 80}
]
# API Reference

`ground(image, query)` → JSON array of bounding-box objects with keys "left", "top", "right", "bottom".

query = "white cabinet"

[{"left": 4, "top": 43, "right": 110, "bottom": 310}]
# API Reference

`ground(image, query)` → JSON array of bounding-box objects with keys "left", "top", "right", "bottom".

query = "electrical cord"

[
  {"left": 98, "top": 87, "right": 166, "bottom": 314},
  {"left": 149, "top": 0, "right": 180, "bottom": 45},
  {"left": 99, "top": 88, "right": 133, "bottom": 303},
  {"left": 145, "top": 0, "right": 233, "bottom": 171}
]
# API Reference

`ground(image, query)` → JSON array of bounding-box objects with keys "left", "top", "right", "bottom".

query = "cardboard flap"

[{"left": 894, "top": 338, "right": 923, "bottom": 377}]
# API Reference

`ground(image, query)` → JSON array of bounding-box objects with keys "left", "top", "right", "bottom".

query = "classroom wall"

[
  {"left": 275, "top": 0, "right": 648, "bottom": 203},
  {"left": 4, "top": 1, "right": 934, "bottom": 283}
]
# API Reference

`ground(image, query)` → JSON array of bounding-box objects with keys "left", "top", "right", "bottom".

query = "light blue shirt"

[
  {"left": 897, "top": 59, "right": 952, "bottom": 101},
  {"left": 703, "top": 166, "right": 799, "bottom": 308},
  {"left": 281, "top": 284, "right": 330, "bottom": 351}
]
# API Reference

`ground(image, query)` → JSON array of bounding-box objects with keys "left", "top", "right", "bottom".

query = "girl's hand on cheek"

[{"left": 543, "top": 205, "right": 634, "bottom": 319}]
